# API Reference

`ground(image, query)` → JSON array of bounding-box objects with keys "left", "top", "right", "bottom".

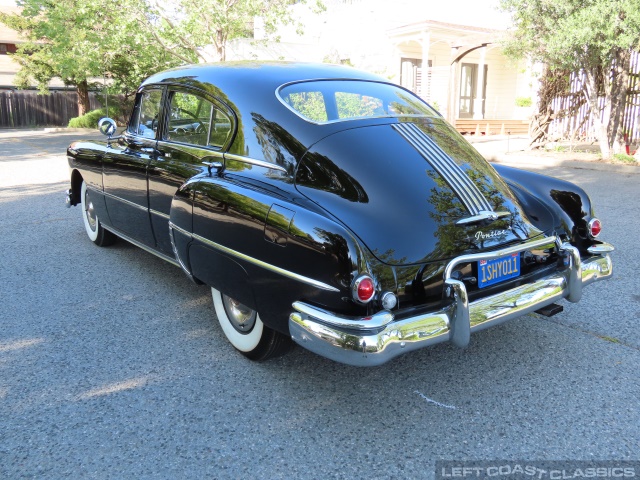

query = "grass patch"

[
  {"left": 599, "top": 335, "right": 621, "bottom": 344},
  {"left": 613, "top": 153, "right": 638, "bottom": 164}
]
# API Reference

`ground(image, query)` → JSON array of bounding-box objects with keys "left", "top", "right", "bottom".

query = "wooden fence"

[
  {"left": 548, "top": 51, "right": 640, "bottom": 144},
  {"left": 0, "top": 90, "right": 101, "bottom": 128}
]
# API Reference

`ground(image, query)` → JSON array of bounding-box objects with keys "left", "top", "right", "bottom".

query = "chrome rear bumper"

[{"left": 289, "top": 238, "right": 613, "bottom": 366}]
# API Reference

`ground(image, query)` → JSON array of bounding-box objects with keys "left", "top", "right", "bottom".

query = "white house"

[{"left": 228, "top": 0, "right": 535, "bottom": 134}]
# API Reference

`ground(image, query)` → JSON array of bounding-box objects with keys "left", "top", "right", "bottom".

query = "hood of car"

[{"left": 294, "top": 119, "right": 545, "bottom": 266}]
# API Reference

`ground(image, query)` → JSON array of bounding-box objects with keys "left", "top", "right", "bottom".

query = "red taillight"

[
  {"left": 589, "top": 218, "right": 602, "bottom": 238},
  {"left": 352, "top": 275, "right": 375, "bottom": 304}
]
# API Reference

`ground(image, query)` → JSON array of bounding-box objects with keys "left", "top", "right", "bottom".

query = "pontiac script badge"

[{"left": 475, "top": 229, "right": 510, "bottom": 241}]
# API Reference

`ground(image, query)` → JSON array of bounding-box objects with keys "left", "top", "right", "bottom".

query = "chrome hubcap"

[
  {"left": 84, "top": 190, "right": 97, "bottom": 231},
  {"left": 222, "top": 295, "right": 257, "bottom": 334}
]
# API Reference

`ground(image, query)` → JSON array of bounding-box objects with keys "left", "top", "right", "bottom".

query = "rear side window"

[
  {"left": 166, "top": 90, "right": 232, "bottom": 148},
  {"left": 278, "top": 80, "right": 437, "bottom": 124}
]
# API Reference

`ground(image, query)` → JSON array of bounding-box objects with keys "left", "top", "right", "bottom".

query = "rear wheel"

[
  {"left": 211, "top": 287, "right": 292, "bottom": 361},
  {"left": 81, "top": 180, "right": 116, "bottom": 247}
]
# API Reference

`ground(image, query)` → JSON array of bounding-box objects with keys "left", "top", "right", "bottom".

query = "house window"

[
  {"left": 459, "top": 63, "right": 488, "bottom": 119},
  {"left": 0, "top": 44, "right": 7, "bottom": 55}
]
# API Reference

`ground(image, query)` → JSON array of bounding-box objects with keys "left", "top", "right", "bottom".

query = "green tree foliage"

[
  {"left": 500, "top": 0, "right": 640, "bottom": 158},
  {"left": 0, "top": 0, "right": 178, "bottom": 114},
  {"left": 142, "top": 0, "right": 323, "bottom": 63}
]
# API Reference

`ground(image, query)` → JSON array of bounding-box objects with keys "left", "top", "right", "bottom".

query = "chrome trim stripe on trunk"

[
  {"left": 169, "top": 222, "right": 340, "bottom": 292},
  {"left": 393, "top": 123, "right": 493, "bottom": 215}
]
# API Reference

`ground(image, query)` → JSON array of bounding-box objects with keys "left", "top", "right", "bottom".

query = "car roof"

[
  {"left": 139, "top": 62, "right": 399, "bottom": 171},
  {"left": 141, "top": 61, "right": 385, "bottom": 93}
]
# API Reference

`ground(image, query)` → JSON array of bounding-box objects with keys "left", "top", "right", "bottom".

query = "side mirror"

[{"left": 98, "top": 117, "right": 117, "bottom": 138}]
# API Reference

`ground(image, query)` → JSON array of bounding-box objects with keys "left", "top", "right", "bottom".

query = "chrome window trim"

[
  {"left": 170, "top": 222, "right": 339, "bottom": 292},
  {"left": 223, "top": 153, "right": 288, "bottom": 173},
  {"left": 275, "top": 78, "right": 438, "bottom": 125},
  {"left": 156, "top": 140, "right": 225, "bottom": 160}
]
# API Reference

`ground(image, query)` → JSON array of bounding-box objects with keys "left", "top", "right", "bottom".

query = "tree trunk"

[
  {"left": 609, "top": 48, "right": 631, "bottom": 155},
  {"left": 77, "top": 80, "right": 91, "bottom": 116},
  {"left": 584, "top": 67, "right": 611, "bottom": 159}
]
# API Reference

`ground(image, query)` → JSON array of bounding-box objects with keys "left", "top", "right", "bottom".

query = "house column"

[
  {"left": 420, "top": 30, "right": 430, "bottom": 100},
  {"left": 473, "top": 44, "right": 487, "bottom": 120},
  {"left": 447, "top": 47, "right": 459, "bottom": 124}
]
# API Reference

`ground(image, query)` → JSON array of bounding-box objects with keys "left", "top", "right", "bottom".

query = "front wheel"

[
  {"left": 81, "top": 180, "right": 116, "bottom": 247},
  {"left": 211, "top": 288, "right": 292, "bottom": 361}
]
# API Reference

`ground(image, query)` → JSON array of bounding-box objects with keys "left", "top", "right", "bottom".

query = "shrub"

[
  {"left": 68, "top": 107, "right": 121, "bottom": 129},
  {"left": 515, "top": 96, "right": 533, "bottom": 107}
]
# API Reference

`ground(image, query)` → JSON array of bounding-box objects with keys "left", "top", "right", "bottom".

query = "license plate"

[{"left": 478, "top": 253, "right": 520, "bottom": 288}]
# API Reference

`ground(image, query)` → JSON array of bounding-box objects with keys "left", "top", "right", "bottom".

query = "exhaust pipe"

[{"left": 535, "top": 303, "right": 563, "bottom": 317}]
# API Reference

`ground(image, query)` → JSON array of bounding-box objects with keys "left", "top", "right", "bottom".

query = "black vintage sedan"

[{"left": 66, "top": 62, "right": 614, "bottom": 366}]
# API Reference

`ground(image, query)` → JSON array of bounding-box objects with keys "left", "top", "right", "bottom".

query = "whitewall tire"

[
  {"left": 81, "top": 180, "right": 116, "bottom": 247},
  {"left": 211, "top": 287, "right": 292, "bottom": 361}
]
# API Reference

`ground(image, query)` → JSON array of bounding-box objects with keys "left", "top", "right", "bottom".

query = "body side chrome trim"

[
  {"left": 100, "top": 189, "right": 149, "bottom": 213},
  {"left": 224, "top": 153, "right": 288, "bottom": 173},
  {"left": 102, "top": 224, "right": 179, "bottom": 267},
  {"left": 150, "top": 208, "right": 170, "bottom": 220},
  {"left": 91, "top": 187, "right": 170, "bottom": 221},
  {"left": 169, "top": 222, "right": 340, "bottom": 292}
]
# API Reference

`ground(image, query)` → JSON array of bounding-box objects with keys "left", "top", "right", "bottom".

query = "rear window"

[{"left": 278, "top": 80, "right": 437, "bottom": 124}]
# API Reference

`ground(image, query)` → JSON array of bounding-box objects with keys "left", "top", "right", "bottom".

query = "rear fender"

[
  {"left": 177, "top": 175, "right": 375, "bottom": 332},
  {"left": 494, "top": 164, "right": 595, "bottom": 249}
]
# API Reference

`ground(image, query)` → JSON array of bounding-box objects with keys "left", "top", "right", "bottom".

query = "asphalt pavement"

[{"left": 1, "top": 129, "right": 639, "bottom": 479}]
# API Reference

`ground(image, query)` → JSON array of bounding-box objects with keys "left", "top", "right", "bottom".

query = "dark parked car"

[{"left": 66, "top": 62, "right": 614, "bottom": 366}]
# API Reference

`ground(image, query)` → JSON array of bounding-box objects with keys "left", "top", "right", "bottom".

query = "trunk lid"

[{"left": 295, "top": 119, "right": 545, "bottom": 266}]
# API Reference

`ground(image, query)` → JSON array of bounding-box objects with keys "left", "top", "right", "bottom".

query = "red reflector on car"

[
  {"left": 589, "top": 218, "right": 602, "bottom": 238},
  {"left": 352, "top": 275, "right": 375, "bottom": 304},
  {"left": 358, "top": 278, "right": 374, "bottom": 301}
]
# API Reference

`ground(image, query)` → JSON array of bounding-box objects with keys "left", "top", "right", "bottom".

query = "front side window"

[
  {"left": 129, "top": 89, "right": 163, "bottom": 139},
  {"left": 278, "top": 80, "right": 437, "bottom": 124},
  {"left": 166, "top": 90, "right": 231, "bottom": 148}
]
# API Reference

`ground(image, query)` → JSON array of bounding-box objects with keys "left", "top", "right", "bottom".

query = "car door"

[
  {"left": 149, "top": 88, "right": 234, "bottom": 256},
  {"left": 102, "top": 87, "right": 164, "bottom": 247}
]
